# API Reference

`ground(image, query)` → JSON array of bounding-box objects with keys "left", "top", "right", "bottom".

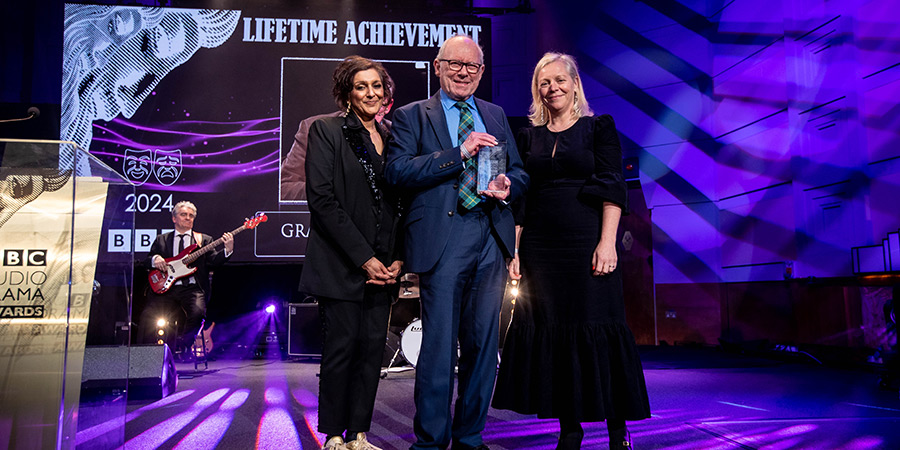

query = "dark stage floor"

[{"left": 75, "top": 346, "right": 900, "bottom": 449}]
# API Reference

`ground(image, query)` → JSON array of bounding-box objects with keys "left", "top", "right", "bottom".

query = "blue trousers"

[{"left": 412, "top": 210, "right": 506, "bottom": 449}]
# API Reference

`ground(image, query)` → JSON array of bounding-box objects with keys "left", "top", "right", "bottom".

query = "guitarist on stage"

[{"left": 138, "top": 201, "right": 233, "bottom": 354}]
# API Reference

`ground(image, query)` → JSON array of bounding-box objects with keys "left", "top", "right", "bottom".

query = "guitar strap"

[
  {"left": 190, "top": 231, "right": 203, "bottom": 284},
  {"left": 177, "top": 231, "right": 202, "bottom": 286}
]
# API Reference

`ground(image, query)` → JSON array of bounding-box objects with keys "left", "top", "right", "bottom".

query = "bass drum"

[{"left": 399, "top": 319, "right": 423, "bottom": 367}]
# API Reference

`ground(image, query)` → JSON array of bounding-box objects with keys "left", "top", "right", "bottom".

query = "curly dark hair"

[{"left": 331, "top": 55, "right": 394, "bottom": 109}]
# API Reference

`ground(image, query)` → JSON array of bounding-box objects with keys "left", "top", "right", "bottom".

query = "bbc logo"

[
  {"left": 107, "top": 229, "right": 162, "bottom": 253},
  {"left": 2, "top": 249, "right": 47, "bottom": 266}
]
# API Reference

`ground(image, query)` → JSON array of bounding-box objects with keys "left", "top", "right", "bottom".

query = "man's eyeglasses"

[{"left": 439, "top": 59, "right": 483, "bottom": 74}]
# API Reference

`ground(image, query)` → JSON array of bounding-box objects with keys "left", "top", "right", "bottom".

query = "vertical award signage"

[{"left": 0, "top": 141, "right": 108, "bottom": 449}]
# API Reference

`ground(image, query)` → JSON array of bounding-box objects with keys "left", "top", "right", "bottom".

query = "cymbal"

[{"left": 399, "top": 272, "right": 419, "bottom": 298}]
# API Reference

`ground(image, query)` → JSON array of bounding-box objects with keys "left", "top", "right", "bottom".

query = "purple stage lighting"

[{"left": 265, "top": 304, "right": 276, "bottom": 314}]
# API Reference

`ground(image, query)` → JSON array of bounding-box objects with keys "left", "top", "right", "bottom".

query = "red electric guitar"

[{"left": 148, "top": 213, "right": 267, "bottom": 294}]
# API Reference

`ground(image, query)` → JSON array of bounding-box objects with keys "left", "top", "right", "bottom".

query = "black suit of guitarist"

[{"left": 138, "top": 201, "right": 233, "bottom": 350}]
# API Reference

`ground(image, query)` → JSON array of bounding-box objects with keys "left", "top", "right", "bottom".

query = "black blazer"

[
  {"left": 300, "top": 112, "right": 402, "bottom": 301},
  {"left": 145, "top": 231, "right": 228, "bottom": 296}
]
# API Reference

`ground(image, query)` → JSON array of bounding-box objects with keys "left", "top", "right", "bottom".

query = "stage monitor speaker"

[
  {"left": 288, "top": 303, "right": 322, "bottom": 356},
  {"left": 81, "top": 344, "right": 177, "bottom": 400}
]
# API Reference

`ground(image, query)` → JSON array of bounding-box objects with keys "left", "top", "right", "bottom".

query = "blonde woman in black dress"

[{"left": 492, "top": 52, "right": 651, "bottom": 449}]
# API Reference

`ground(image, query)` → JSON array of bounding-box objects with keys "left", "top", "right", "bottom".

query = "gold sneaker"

[
  {"left": 345, "top": 433, "right": 383, "bottom": 450},
  {"left": 323, "top": 436, "right": 348, "bottom": 450}
]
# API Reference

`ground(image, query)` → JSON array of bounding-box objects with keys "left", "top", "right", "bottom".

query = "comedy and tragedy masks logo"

[
  {"left": 122, "top": 149, "right": 182, "bottom": 186},
  {"left": 123, "top": 149, "right": 153, "bottom": 185}
]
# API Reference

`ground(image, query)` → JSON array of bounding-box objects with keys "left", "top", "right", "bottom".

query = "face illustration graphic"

[
  {"left": 61, "top": 6, "right": 240, "bottom": 157},
  {"left": 88, "top": 14, "right": 197, "bottom": 122},
  {"left": 124, "top": 148, "right": 153, "bottom": 185},
  {"left": 0, "top": 174, "right": 46, "bottom": 229},
  {"left": 154, "top": 149, "right": 182, "bottom": 186}
]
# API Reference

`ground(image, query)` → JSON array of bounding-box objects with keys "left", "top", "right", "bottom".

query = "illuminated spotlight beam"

[
  {"left": 621, "top": 135, "right": 716, "bottom": 205},
  {"left": 652, "top": 222, "right": 720, "bottom": 281},
  {"left": 173, "top": 389, "right": 250, "bottom": 450},
  {"left": 205, "top": 311, "right": 273, "bottom": 356},
  {"left": 256, "top": 387, "right": 301, "bottom": 449},
  {"left": 629, "top": 1, "right": 783, "bottom": 48},
  {"left": 718, "top": 401, "right": 769, "bottom": 411},
  {"left": 575, "top": 49, "right": 823, "bottom": 187},
  {"left": 691, "top": 417, "right": 887, "bottom": 448},
  {"left": 626, "top": 134, "right": 861, "bottom": 264},
  {"left": 689, "top": 421, "right": 823, "bottom": 449},
  {"left": 845, "top": 402, "right": 900, "bottom": 412},
  {"left": 483, "top": 417, "right": 557, "bottom": 441},
  {"left": 584, "top": 36, "right": 874, "bottom": 258},
  {"left": 121, "top": 388, "right": 230, "bottom": 449},
  {"left": 586, "top": 11, "right": 714, "bottom": 96},
  {"left": 75, "top": 390, "right": 196, "bottom": 446},
  {"left": 629, "top": 0, "right": 718, "bottom": 37},
  {"left": 292, "top": 388, "right": 322, "bottom": 447},
  {"left": 576, "top": 53, "right": 719, "bottom": 153},
  {"left": 372, "top": 400, "right": 414, "bottom": 434}
]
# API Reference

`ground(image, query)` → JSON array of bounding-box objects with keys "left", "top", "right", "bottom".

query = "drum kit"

[
  {"left": 382, "top": 273, "right": 422, "bottom": 376},
  {"left": 381, "top": 273, "right": 517, "bottom": 377}
]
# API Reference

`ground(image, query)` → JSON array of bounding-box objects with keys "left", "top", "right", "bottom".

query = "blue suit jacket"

[{"left": 385, "top": 93, "right": 529, "bottom": 273}]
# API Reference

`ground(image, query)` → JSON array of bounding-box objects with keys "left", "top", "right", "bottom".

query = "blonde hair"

[{"left": 528, "top": 52, "right": 593, "bottom": 127}]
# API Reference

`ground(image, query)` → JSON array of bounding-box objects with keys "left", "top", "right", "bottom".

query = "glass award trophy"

[{"left": 477, "top": 142, "right": 507, "bottom": 194}]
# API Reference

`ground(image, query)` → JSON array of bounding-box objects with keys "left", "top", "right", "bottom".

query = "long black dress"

[{"left": 492, "top": 115, "right": 651, "bottom": 422}]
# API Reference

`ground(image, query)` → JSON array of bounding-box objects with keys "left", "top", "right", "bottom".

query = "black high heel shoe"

[
  {"left": 608, "top": 425, "right": 632, "bottom": 449},
  {"left": 556, "top": 418, "right": 584, "bottom": 450},
  {"left": 556, "top": 429, "right": 583, "bottom": 450}
]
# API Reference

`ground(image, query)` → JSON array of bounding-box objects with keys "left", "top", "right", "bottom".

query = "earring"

[
  {"left": 539, "top": 107, "right": 544, "bottom": 124},
  {"left": 346, "top": 101, "right": 352, "bottom": 115}
]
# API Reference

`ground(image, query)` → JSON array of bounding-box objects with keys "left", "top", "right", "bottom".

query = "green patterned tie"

[{"left": 456, "top": 101, "right": 480, "bottom": 209}]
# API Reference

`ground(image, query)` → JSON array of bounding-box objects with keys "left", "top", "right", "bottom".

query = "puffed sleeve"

[
  {"left": 511, "top": 126, "right": 533, "bottom": 225},
  {"left": 578, "top": 114, "right": 629, "bottom": 213}
]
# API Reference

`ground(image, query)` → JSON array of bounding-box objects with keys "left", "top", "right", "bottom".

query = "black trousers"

[
  {"left": 317, "top": 289, "right": 391, "bottom": 436},
  {"left": 139, "top": 284, "right": 206, "bottom": 349}
]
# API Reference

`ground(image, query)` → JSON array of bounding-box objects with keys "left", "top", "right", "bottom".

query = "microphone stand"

[{"left": 0, "top": 107, "right": 40, "bottom": 123}]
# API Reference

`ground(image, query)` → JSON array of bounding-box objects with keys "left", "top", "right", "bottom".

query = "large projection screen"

[{"left": 62, "top": 4, "right": 491, "bottom": 262}]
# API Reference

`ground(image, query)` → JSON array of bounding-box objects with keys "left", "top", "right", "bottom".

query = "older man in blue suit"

[{"left": 385, "top": 34, "right": 529, "bottom": 450}]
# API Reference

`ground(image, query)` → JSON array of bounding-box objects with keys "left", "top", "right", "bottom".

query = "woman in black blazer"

[{"left": 299, "top": 56, "right": 403, "bottom": 450}]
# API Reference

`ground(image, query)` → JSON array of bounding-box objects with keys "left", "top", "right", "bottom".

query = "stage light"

[
  {"left": 265, "top": 304, "right": 276, "bottom": 314},
  {"left": 508, "top": 278, "right": 519, "bottom": 298},
  {"left": 156, "top": 318, "right": 168, "bottom": 345}
]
